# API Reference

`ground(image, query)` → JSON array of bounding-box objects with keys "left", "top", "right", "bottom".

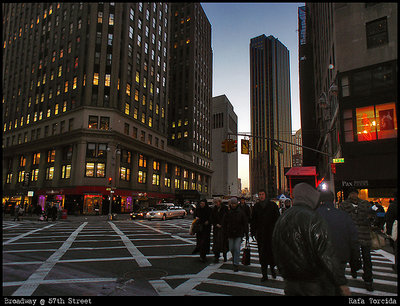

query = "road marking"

[
  {"left": 4, "top": 277, "right": 117, "bottom": 287},
  {"left": 134, "top": 220, "right": 196, "bottom": 245},
  {"left": 3, "top": 224, "right": 55, "bottom": 245},
  {"left": 108, "top": 221, "right": 151, "bottom": 267},
  {"left": 12, "top": 222, "right": 87, "bottom": 296}
]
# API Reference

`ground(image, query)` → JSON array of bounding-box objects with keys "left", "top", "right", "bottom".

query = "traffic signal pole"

[{"left": 226, "top": 132, "right": 332, "bottom": 157}]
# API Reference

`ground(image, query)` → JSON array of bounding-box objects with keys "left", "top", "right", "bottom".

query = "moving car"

[
  {"left": 145, "top": 203, "right": 186, "bottom": 221},
  {"left": 130, "top": 208, "right": 153, "bottom": 220}
]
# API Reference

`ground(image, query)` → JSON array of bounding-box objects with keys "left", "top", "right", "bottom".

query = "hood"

[{"left": 292, "top": 183, "right": 321, "bottom": 210}]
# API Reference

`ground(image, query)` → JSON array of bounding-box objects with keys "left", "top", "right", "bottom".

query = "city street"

[{"left": 3, "top": 215, "right": 397, "bottom": 296}]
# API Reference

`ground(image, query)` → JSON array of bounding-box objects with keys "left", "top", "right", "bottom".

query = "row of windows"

[{"left": 6, "top": 164, "right": 72, "bottom": 185}]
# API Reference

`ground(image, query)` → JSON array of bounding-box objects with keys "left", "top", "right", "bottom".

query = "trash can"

[{"left": 62, "top": 209, "right": 68, "bottom": 219}]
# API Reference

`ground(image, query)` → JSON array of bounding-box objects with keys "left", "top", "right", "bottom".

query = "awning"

[{"left": 285, "top": 166, "right": 316, "bottom": 177}]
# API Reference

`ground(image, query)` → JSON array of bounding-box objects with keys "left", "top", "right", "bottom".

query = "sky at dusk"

[{"left": 201, "top": 2, "right": 303, "bottom": 189}]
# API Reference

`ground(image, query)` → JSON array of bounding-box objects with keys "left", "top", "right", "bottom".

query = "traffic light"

[
  {"left": 231, "top": 140, "right": 237, "bottom": 152},
  {"left": 108, "top": 177, "right": 112, "bottom": 185},
  {"left": 221, "top": 140, "right": 228, "bottom": 152},
  {"left": 330, "top": 163, "right": 336, "bottom": 174}
]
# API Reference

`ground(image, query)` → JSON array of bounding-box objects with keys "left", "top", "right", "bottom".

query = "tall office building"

[
  {"left": 2, "top": 3, "right": 212, "bottom": 215},
  {"left": 249, "top": 35, "right": 292, "bottom": 197},
  {"left": 299, "top": 3, "right": 397, "bottom": 207},
  {"left": 211, "top": 95, "right": 238, "bottom": 197},
  {"left": 168, "top": 3, "right": 213, "bottom": 202}
]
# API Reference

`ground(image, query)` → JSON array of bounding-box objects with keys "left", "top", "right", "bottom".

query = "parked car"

[{"left": 145, "top": 204, "right": 186, "bottom": 221}]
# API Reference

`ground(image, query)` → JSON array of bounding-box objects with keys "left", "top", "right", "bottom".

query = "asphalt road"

[{"left": 2, "top": 214, "right": 398, "bottom": 297}]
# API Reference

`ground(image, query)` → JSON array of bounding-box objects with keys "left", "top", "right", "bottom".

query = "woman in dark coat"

[
  {"left": 250, "top": 190, "right": 280, "bottom": 281},
  {"left": 210, "top": 198, "right": 229, "bottom": 263},
  {"left": 193, "top": 199, "right": 212, "bottom": 262}
]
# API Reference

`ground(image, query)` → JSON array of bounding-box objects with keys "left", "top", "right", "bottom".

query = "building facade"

[
  {"left": 168, "top": 2, "right": 213, "bottom": 202},
  {"left": 299, "top": 3, "right": 397, "bottom": 208},
  {"left": 211, "top": 95, "right": 238, "bottom": 197},
  {"left": 249, "top": 35, "right": 292, "bottom": 197},
  {"left": 2, "top": 3, "right": 212, "bottom": 215}
]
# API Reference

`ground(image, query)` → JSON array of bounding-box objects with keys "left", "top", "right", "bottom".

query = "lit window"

[
  {"left": 93, "top": 73, "right": 99, "bottom": 85},
  {"left": 105, "top": 74, "right": 111, "bottom": 87}
]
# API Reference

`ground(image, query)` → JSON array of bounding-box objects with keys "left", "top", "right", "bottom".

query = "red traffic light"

[{"left": 108, "top": 177, "right": 112, "bottom": 185}]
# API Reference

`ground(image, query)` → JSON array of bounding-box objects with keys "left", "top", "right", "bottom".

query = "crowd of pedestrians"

[{"left": 189, "top": 183, "right": 397, "bottom": 296}]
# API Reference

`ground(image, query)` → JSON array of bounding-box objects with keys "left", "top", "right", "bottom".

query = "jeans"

[{"left": 228, "top": 237, "right": 242, "bottom": 266}]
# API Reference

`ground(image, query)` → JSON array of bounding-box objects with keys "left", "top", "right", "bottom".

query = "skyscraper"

[
  {"left": 211, "top": 95, "right": 238, "bottom": 197},
  {"left": 249, "top": 35, "right": 292, "bottom": 197},
  {"left": 168, "top": 3, "right": 213, "bottom": 202},
  {"left": 2, "top": 3, "right": 212, "bottom": 214}
]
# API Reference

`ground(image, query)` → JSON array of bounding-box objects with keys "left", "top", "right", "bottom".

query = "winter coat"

[
  {"left": 272, "top": 183, "right": 347, "bottom": 295},
  {"left": 385, "top": 199, "right": 397, "bottom": 236},
  {"left": 339, "top": 198, "right": 373, "bottom": 247},
  {"left": 317, "top": 201, "right": 360, "bottom": 265},
  {"left": 222, "top": 205, "right": 248, "bottom": 239},
  {"left": 211, "top": 204, "right": 229, "bottom": 254},
  {"left": 250, "top": 200, "right": 280, "bottom": 265}
]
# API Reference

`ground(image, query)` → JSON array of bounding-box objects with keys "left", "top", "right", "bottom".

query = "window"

[
  {"left": 366, "top": 17, "right": 388, "bottom": 49},
  {"left": 47, "top": 150, "right": 56, "bottom": 163},
  {"left": 93, "top": 73, "right": 99, "bottom": 85},
  {"left": 32, "top": 153, "right": 40, "bottom": 165},
  {"left": 152, "top": 173, "right": 160, "bottom": 186},
  {"left": 138, "top": 170, "right": 147, "bottom": 184},
  {"left": 100, "top": 117, "right": 110, "bottom": 130},
  {"left": 46, "top": 167, "right": 54, "bottom": 180},
  {"left": 86, "top": 143, "right": 107, "bottom": 158},
  {"left": 343, "top": 109, "right": 354, "bottom": 143},
  {"left": 31, "top": 169, "right": 39, "bottom": 181},
  {"left": 61, "top": 165, "right": 71, "bottom": 179},
  {"left": 120, "top": 167, "right": 131, "bottom": 181},
  {"left": 88, "top": 116, "right": 98, "bottom": 129},
  {"left": 355, "top": 102, "right": 397, "bottom": 142},
  {"left": 138, "top": 154, "right": 147, "bottom": 168},
  {"left": 85, "top": 162, "right": 105, "bottom": 177}
]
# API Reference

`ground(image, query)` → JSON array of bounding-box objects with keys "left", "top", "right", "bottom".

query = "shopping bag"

[
  {"left": 370, "top": 230, "right": 386, "bottom": 250},
  {"left": 241, "top": 238, "right": 251, "bottom": 265}
]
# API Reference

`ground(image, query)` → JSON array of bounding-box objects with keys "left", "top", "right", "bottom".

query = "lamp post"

[
  {"left": 318, "top": 83, "right": 338, "bottom": 198},
  {"left": 107, "top": 145, "right": 120, "bottom": 220}
]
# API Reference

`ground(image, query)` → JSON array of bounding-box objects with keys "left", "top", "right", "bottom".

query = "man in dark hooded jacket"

[
  {"left": 317, "top": 190, "right": 361, "bottom": 291},
  {"left": 272, "top": 183, "right": 350, "bottom": 296}
]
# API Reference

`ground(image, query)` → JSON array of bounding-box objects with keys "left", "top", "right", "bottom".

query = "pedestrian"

[
  {"left": 239, "top": 197, "right": 251, "bottom": 221},
  {"left": 250, "top": 189, "right": 280, "bottom": 281},
  {"left": 210, "top": 197, "right": 229, "bottom": 263},
  {"left": 339, "top": 189, "right": 375, "bottom": 292},
  {"left": 385, "top": 193, "right": 397, "bottom": 272},
  {"left": 193, "top": 199, "right": 212, "bottom": 262},
  {"left": 222, "top": 197, "right": 248, "bottom": 272},
  {"left": 272, "top": 183, "right": 350, "bottom": 296},
  {"left": 370, "top": 201, "right": 385, "bottom": 230},
  {"left": 13, "top": 204, "right": 20, "bottom": 221},
  {"left": 317, "top": 190, "right": 361, "bottom": 294},
  {"left": 279, "top": 198, "right": 292, "bottom": 215}
]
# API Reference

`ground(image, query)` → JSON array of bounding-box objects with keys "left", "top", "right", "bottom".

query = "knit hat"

[
  {"left": 229, "top": 197, "right": 238, "bottom": 205},
  {"left": 293, "top": 183, "right": 321, "bottom": 210}
]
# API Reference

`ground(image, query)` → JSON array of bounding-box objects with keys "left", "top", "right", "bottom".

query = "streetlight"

[{"left": 318, "top": 82, "right": 338, "bottom": 198}]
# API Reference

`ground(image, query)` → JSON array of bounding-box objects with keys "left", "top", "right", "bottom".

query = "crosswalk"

[
  {"left": 2, "top": 218, "right": 397, "bottom": 296},
  {"left": 138, "top": 218, "right": 397, "bottom": 296}
]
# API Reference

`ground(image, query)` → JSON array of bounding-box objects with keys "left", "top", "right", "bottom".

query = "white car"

[{"left": 145, "top": 203, "right": 187, "bottom": 221}]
